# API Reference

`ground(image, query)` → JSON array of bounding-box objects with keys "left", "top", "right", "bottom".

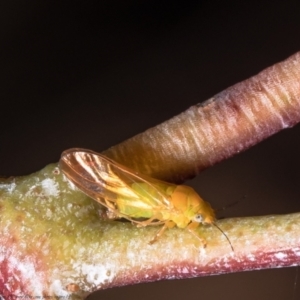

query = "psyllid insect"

[{"left": 59, "top": 148, "right": 233, "bottom": 250}]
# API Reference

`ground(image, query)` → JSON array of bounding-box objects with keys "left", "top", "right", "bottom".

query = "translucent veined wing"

[{"left": 59, "top": 148, "right": 175, "bottom": 221}]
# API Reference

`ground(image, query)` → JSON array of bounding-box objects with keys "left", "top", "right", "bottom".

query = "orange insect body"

[{"left": 60, "top": 148, "right": 232, "bottom": 248}]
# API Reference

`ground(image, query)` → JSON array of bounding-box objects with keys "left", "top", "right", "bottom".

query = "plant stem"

[
  {"left": 104, "top": 52, "right": 300, "bottom": 183},
  {"left": 1, "top": 52, "right": 300, "bottom": 299}
]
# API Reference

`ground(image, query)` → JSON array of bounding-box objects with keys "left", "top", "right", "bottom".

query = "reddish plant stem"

[{"left": 103, "top": 52, "right": 300, "bottom": 183}]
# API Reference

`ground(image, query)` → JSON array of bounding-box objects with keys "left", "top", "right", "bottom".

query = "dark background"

[{"left": 1, "top": 1, "right": 300, "bottom": 299}]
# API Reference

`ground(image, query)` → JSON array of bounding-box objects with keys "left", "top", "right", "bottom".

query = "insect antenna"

[
  {"left": 213, "top": 223, "right": 234, "bottom": 252},
  {"left": 292, "top": 266, "right": 299, "bottom": 300},
  {"left": 215, "top": 194, "right": 247, "bottom": 214}
]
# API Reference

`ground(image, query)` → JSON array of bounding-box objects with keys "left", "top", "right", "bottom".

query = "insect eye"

[{"left": 193, "top": 214, "right": 203, "bottom": 223}]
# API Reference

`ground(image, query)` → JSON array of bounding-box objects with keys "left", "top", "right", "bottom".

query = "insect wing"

[
  {"left": 59, "top": 149, "right": 174, "bottom": 218},
  {"left": 60, "top": 148, "right": 117, "bottom": 203}
]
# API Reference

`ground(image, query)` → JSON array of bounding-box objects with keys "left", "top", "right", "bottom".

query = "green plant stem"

[{"left": 1, "top": 166, "right": 300, "bottom": 299}]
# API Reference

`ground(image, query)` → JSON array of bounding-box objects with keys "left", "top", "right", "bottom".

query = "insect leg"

[
  {"left": 149, "top": 221, "right": 175, "bottom": 244},
  {"left": 95, "top": 197, "right": 120, "bottom": 220},
  {"left": 135, "top": 212, "right": 165, "bottom": 227},
  {"left": 187, "top": 222, "right": 207, "bottom": 248},
  {"left": 100, "top": 198, "right": 119, "bottom": 219}
]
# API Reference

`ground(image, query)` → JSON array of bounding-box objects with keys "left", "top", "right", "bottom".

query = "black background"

[{"left": 1, "top": 1, "right": 300, "bottom": 299}]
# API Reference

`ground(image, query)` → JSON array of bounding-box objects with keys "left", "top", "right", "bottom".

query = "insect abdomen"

[{"left": 116, "top": 195, "right": 154, "bottom": 219}]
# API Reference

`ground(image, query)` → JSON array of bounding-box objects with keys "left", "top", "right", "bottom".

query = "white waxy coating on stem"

[{"left": 41, "top": 178, "right": 59, "bottom": 197}]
